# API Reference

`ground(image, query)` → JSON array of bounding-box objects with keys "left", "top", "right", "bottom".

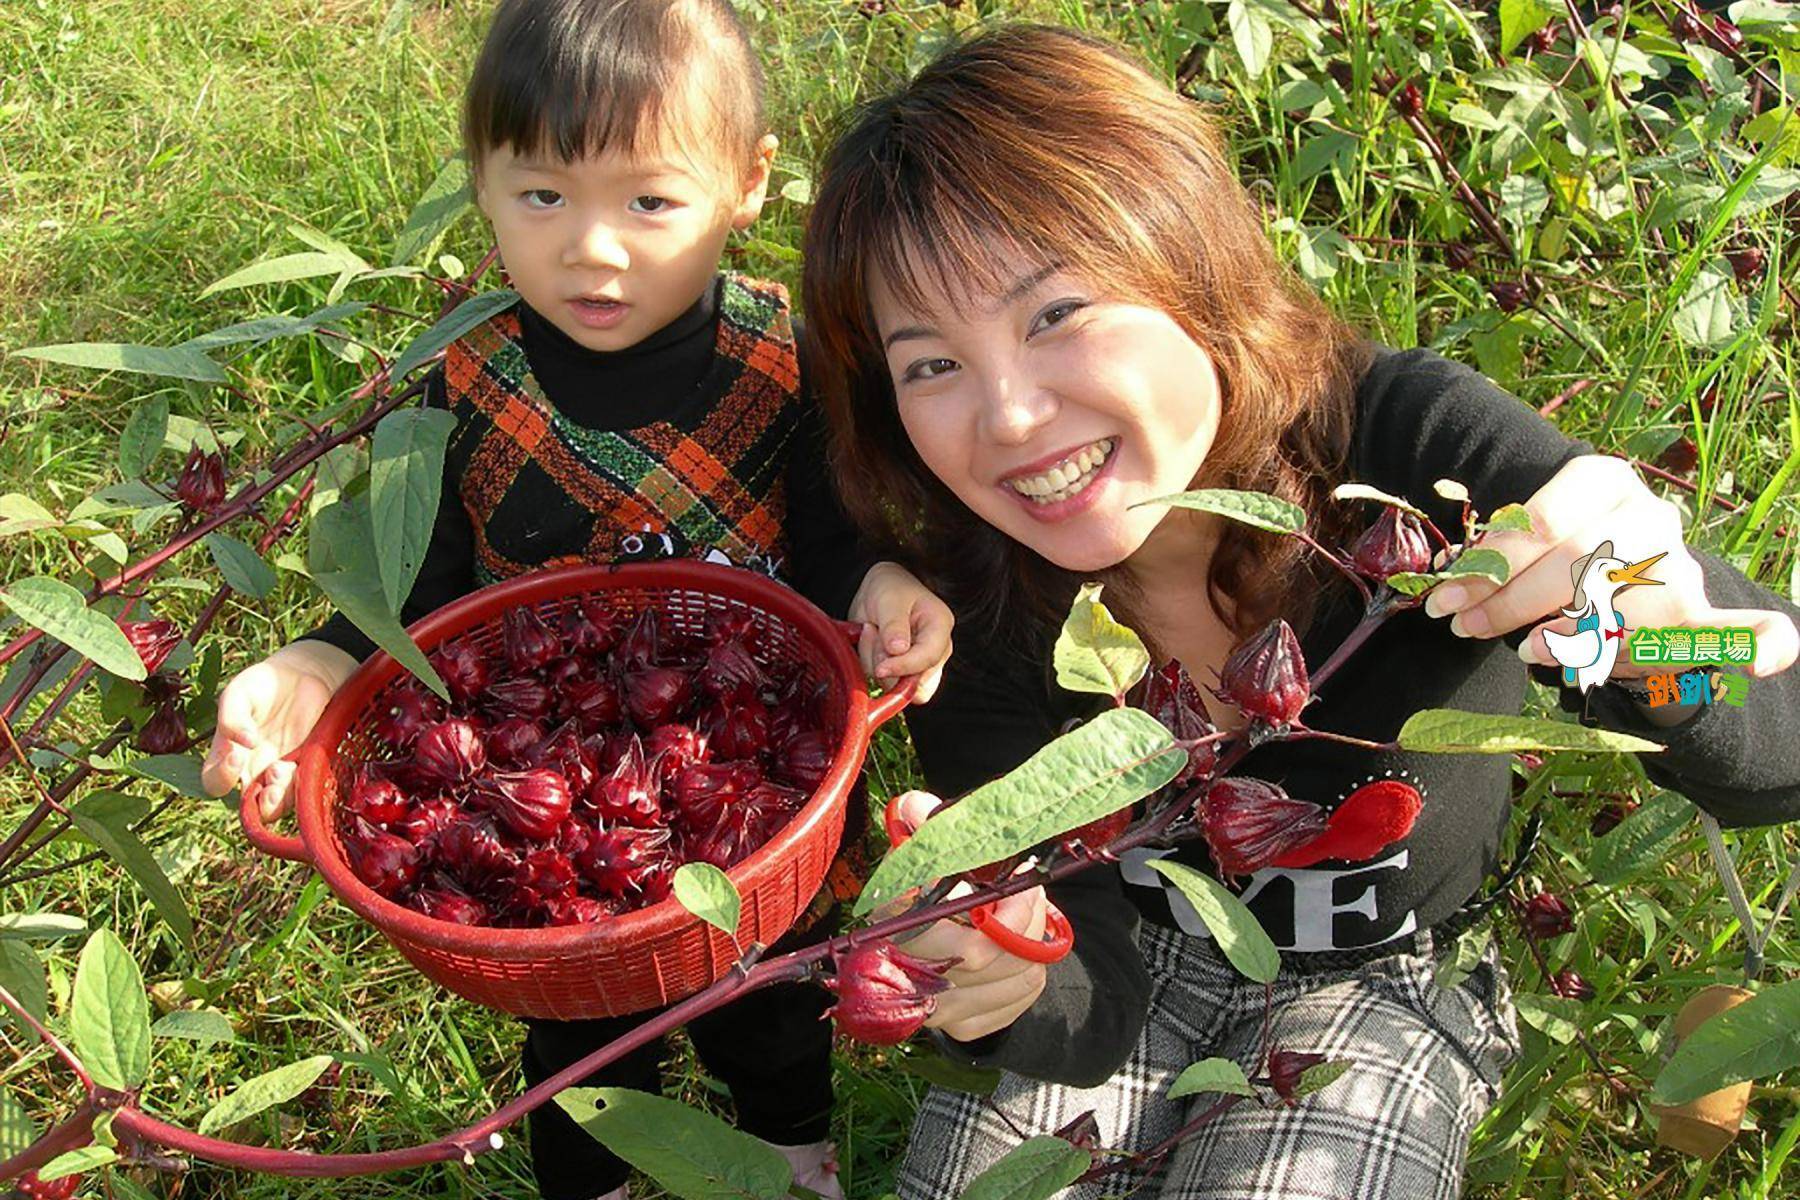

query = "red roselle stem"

[
  {"left": 1293, "top": 531, "right": 1370, "bottom": 606},
  {"left": 0, "top": 982, "right": 92, "bottom": 1090},
  {"left": 0, "top": 1099, "right": 101, "bottom": 1182}
]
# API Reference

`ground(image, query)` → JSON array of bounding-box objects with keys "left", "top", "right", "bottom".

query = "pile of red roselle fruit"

[{"left": 335, "top": 601, "right": 837, "bottom": 928}]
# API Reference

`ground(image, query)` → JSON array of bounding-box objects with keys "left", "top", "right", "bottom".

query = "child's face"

[{"left": 475, "top": 131, "right": 776, "bottom": 352}]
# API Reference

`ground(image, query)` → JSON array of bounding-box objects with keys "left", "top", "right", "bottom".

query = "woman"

[{"left": 800, "top": 23, "right": 1800, "bottom": 1199}]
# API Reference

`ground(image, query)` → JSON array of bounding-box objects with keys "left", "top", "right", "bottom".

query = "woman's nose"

[
  {"left": 565, "top": 219, "right": 629, "bottom": 272},
  {"left": 977, "top": 368, "right": 1057, "bottom": 446}
]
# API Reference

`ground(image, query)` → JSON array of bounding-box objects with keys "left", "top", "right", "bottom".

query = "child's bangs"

[{"left": 469, "top": 43, "right": 680, "bottom": 166}]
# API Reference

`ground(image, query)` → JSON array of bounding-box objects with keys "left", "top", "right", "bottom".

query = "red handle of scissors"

[{"left": 970, "top": 900, "right": 1073, "bottom": 964}]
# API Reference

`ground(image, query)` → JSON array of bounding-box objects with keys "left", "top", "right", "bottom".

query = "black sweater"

[
  {"left": 905, "top": 345, "right": 1800, "bottom": 1087},
  {"left": 308, "top": 276, "right": 873, "bottom": 660}
]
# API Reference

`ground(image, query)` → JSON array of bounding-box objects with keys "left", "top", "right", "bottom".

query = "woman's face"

[{"left": 869, "top": 256, "right": 1224, "bottom": 574}]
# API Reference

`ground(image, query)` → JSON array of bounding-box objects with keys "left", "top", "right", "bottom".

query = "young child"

[{"left": 198, "top": 2, "right": 953, "bottom": 1196}]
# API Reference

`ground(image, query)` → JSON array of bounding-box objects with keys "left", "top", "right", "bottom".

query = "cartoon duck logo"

[{"left": 1542, "top": 540, "right": 1667, "bottom": 693}]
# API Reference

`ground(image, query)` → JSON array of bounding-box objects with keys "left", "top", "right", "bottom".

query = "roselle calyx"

[
  {"left": 1522, "top": 891, "right": 1574, "bottom": 940},
  {"left": 346, "top": 816, "right": 420, "bottom": 897},
  {"left": 394, "top": 796, "right": 460, "bottom": 844},
  {"left": 136, "top": 699, "right": 190, "bottom": 754},
  {"left": 705, "top": 686, "right": 770, "bottom": 759},
  {"left": 647, "top": 722, "right": 709, "bottom": 782},
  {"left": 669, "top": 760, "right": 758, "bottom": 832},
  {"left": 1350, "top": 507, "right": 1433, "bottom": 580},
  {"left": 373, "top": 683, "right": 444, "bottom": 747},
  {"left": 487, "top": 717, "right": 546, "bottom": 766},
  {"left": 562, "top": 602, "right": 622, "bottom": 657},
  {"left": 1489, "top": 280, "right": 1530, "bottom": 314},
  {"left": 484, "top": 674, "right": 553, "bottom": 720},
  {"left": 415, "top": 718, "right": 487, "bottom": 783},
  {"left": 1139, "top": 659, "right": 1217, "bottom": 785},
  {"left": 1266, "top": 1047, "right": 1328, "bottom": 1104},
  {"left": 774, "top": 728, "right": 833, "bottom": 792},
  {"left": 589, "top": 739, "right": 661, "bottom": 827},
  {"left": 350, "top": 773, "right": 410, "bottom": 825},
  {"left": 502, "top": 607, "right": 561, "bottom": 675},
  {"left": 1201, "top": 777, "right": 1328, "bottom": 876},
  {"left": 477, "top": 767, "right": 573, "bottom": 841},
  {"left": 825, "top": 940, "right": 954, "bottom": 1046},
  {"left": 567, "top": 677, "right": 623, "bottom": 732},
  {"left": 1060, "top": 806, "right": 1133, "bottom": 857},
  {"left": 515, "top": 847, "right": 580, "bottom": 898},
  {"left": 120, "top": 618, "right": 182, "bottom": 675},
  {"left": 624, "top": 665, "right": 692, "bottom": 729},
  {"left": 1215, "top": 620, "right": 1310, "bottom": 727},
  {"left": 545, "top": 895, "right": 615, "bottom": 925},
  {"left": 577, "top": 827, "right": 669, "bottom": 897},
  {"left": 1726, "top": 247, "right": 1765, "bottom": 287},
  {"left": 430, "top": 640, "right": 491, "bottom": 705},
  {"left": 702, "top": 637, "right": 768, "bottom": 697},
  {"left": 174, "top": 444, "right": 226, "bottom": 511},
  {"left": 411, "top": 878, "right": 491, "bottom": 926},
  {"left": 1552, "top": 967, "right": 1595, "bottom": 1001},
  {"left": 431, "top": 817, "right": 519, "bottom": 886}
]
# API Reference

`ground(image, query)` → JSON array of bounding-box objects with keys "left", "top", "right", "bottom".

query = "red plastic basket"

[{"left": 240, "top": 560, "right": 911, "bottom": 1020}]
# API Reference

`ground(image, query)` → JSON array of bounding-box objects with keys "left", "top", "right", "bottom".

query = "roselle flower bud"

[
  {"left": 345, "top": 816, "right": 420, "bottom": 898},
  {"left": 705, "top": 687, "right": 770, "bottom": 759},
  {"left": 501, "top": 607, "right": 560, "bottom": 675},
  {"left": 411, "top": 880, "right": 491, "bottom": 926},
  {"left": 174, "top": 445, "right": 226, "bottom": 512},
  {"left": 577, "top": 827, "right": 669, "bottom": 897},
  {"left": 372, "top": 682, "right": 444, "bottom": 748},
  {"left": 135, "top": 699, "right": 190, "bottom": 754},
  {"left": 544, "top": 894, "right": 615, "bottom": 925},
  {"left": 350, "top": 773, "right": 410, "bottom": 825},
  {"left": 567, "top": 677, "right": 622, "bottom": 732},
  {"left": 1052, "top": 1110, "right": 1101, "bottom": 1151},
  {"left": 487, "top": 717, "right": 546, "bottom": 766},
  {"left": 1444, "top": 241, "right": 1477, "bottom": 271},
  {"left": 624, "top": 665, "right": 693, "bottom": 729},
  {"left": 773, "top": 728, "right": 833, "bottom": 792},
  {"left": 1266, "top": 1047, "right": 1328, "bottom": 1104},
  {"left": 1589, "top": 798, "right": 1635, "bottom": 838},
  {"left": 1489, "top": 280, "right": 1530, "bottom": 313},
  {"left": 1706, "top": 14, "right": 1743, "bottom": 52},
  {"left": 1521, "top": 891, "right": 1574, "bottom": 940},
  {"left": 394, "top": 796, "right": 460, "bottom": 844},
  {"left": 429, "top": 639, "right": 491, "bottom": 706},
  {"left": 1350, "top": 506, "right": 1433, "bottom": 580},
  {"left": 824, "top": 940, "right": 954, "bottom": 1045},
  {"left": 1389, "top": 82, "right": 1423, "bottom": 118},
  {"left": 1726, "top": 247, "right": 1765, "bottom": 287},
  {"left": 1200, "top": 777, "right": 1328, "bottom": 877},
  {"left": 17, "top": 1169, "right": 80, "bottom": 1200},
  {"left": 1552, "top": 967, "right": 1596, "bottom": 1001},
  {"left": 1139, "top": 659, "right": 1217, "bottom": 785},
  {"left": 1216, "top": 620, "right": 1310, "bottom": 727},
  {"left": 415, "top": 718, "right": 487, "bottom": 784},
  {"left": 119, "top": 618, "right": 182, "bottom": 675},
  {"left": 477, "top": 768, "right": 573, "bottom": 841},
  {"left": 485, "top": 675, "right": 553, "bottom": 720},
  {"left": 1672, "top": 6, "right": 1705, "bottom": 41}
]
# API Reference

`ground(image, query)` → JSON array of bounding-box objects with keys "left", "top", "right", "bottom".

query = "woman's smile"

[{"left": 999, "top": 436, "right": 1119, "bottom": 519}]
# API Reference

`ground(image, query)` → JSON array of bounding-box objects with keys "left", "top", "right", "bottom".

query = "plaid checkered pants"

[{"left": 897, "top": 921, "right": 1519, "bottom": 1199}]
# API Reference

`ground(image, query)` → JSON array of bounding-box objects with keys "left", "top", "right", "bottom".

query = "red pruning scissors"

[{"left": 882, "top": 794, "right": 1075, "bottom": 964}]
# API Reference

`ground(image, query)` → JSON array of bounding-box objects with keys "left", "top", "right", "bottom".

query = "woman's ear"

[{"left": 730, "top": 134, "right": 780, "bottom": 231}]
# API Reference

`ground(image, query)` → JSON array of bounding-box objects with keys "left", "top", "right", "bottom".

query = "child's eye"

[
  {"left": 522, "top": 189, "right": 563, "bottom": 210},
  {"left": 1028, "top": 299, "right": 1086, "bottom": 337},
  {"left": 902, "top": 358, "right": 958, "bottom": 384},
  {"left": 629, "top": 195, "right": 672, "bottom": 214}
]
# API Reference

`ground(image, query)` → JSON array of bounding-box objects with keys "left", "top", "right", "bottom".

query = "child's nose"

[{"left": 566, "top": 220, "right": 629, "bottom": 271}]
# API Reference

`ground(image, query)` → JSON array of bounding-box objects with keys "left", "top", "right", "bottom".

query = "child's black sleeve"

[
  {"left": 302, "top": 367, "right": 476, "bottom": 662},
  {"left": 784, "top": 321, "right": 881, "bottom": 620}
]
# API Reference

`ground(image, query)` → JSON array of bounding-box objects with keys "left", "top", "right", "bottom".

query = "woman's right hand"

[{"left": 199, "top": 640, "right": 359, "bottom": 820}]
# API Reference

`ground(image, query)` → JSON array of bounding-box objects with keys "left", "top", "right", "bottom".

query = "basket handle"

[
  {"left": 837, "top": 620, "right": 920, "bottom": 731},
  {"left": 238, "top": 748, "right": 314, "bottom": 866}
]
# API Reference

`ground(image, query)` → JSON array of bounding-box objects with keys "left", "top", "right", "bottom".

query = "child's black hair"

[{"left": 463, "top": 0, "right": 765, "bottom": 182}]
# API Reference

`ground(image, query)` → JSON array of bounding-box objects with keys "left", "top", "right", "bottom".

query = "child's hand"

[
  {"left": 199, "top": 640, "right": 360, "bottom": 819},
  {"left": 1422, "top": 455, "right": 1799, "bottom": 679},
  {"left": 848, "top": 561, "right": 954, "bottom": 703}
]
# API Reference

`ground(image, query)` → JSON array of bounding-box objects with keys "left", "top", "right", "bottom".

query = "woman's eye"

[
  {"left": 522, "top": 189, "right": 563, "bottom": 209},
  {"left": 629, "top": 195, "right": 671, "bottom": 214},
  {"left": 902, "top": 358, "right": 957, "bottom": 383},
  {"left": 1029, "top": 299, "right": 1085, "bottom": 336}
]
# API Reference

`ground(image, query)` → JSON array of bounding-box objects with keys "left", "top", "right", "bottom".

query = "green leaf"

[
  {"left": 199, "top": 251, "right": 347, "bottom": 298},
  {"left": 391, "top": 154, "right": 473, "bottom": 267},
  {"left": 673, "top": 863, "right": 741, "bottom": 936},
  {"left": 70, "top": 792, "right": 195, "bottom": 949},
  {"left": 1294, "top": 1058, "right": 1353, "bottom": 1098},
  {"left": 1442, "top": 547, "right": 1512, "bottom": 585},
  {"left": 956, "top": 1135, "right": 1091, "bottom": 1200},
  {"left": 0, "top": 912, "right": 86, "bottom": 940},
  {"left": 1652, "top": 980, "right": 1800, "bottom": 1105},
  {"left": 120, "top": 397, "right": 169, "bottom": 479},
  {"left": 896, "top": 1050, "right": 1002, "bottom": 1095},
  {"left": 556, "top": 1087, "right": 792, "bottom": 1200},
  {"left": 1398, "top": 710, "right": 1663, "bottom": 755},
  {"left": 1588, "top": 790, "right": 1692, "bottom": 887},
  {"left": 1168, "top": 1057, "right": 1256, "bottom": 1100},
  {"left": 779, "top": 176, "right": 813, "bottom": 205},
  {"left": 71, "top": 928, "right": 151, "bottom": 1091},
  {"left": 177, "top": 302, "right": 370, "bottom": 353},
  {"left": 152, "top": 1008, "right": 236, "bottom": 1047},
  {"left": 1515, "top": 992, "right": 1583, "bottom": 1045},
  {"left": 10, "top": 342, "right": 227, "bottom": 384},
  {"left": 1331, "top": 483, "right": 1428, "bottom": 518},
  {"left": 205, "top": 533, "right": 278, "bottom": 600},
  {"left": 1673, "top": 264, "right": 1744, "bottom": 350},
  {"left": 369, "top": 407, "right": 455, "bottom": 610},
  {"left": 1434, "top": 926, "right": 1491, "bottom": 990},
  {"left": 390, "top": 289, "right": 519, "bottom": 382},
  {"left": 1293, "top": 130, "right": 1357, "bottom": 184},
  {"left": 0, "top": 577, "right": 145, "bottom": 680},
  {"left": 0, "top": 493, "right": 59, "bottom": 538},
  {"left": 0, "top": 941, "right": 47, "bottom": 1041},
  {"left": 307, "top": 493, "right": 449, "bottom": 701},
  {"left": 856, "top": 708, "right": 1184, "bottom": 916},
  {"left": 1227, "top": 0, "right": 1272, "bottom": 77},
  {"left": 1146, "top": 860, "right": 1281, "bottom": 983},
  {"left": 1483, "top": 504, "right": 1534, "bottom": 534},
  {"left": 0, "top": 1089, "right": 38, "bottom": 1159},
  {"left": 37, "top": 1144, "right": 118, "bottom": 1182},
  {"left": 1134, "top": 488, "right": 1306, "bottom": 534},
  {"left": 1053, "top": 583, "right": 1150, "bottom": 701},
  {"left": 198, "top": 1054, "right": 336, "bottom": 1135},
  {"left": 116, "top": 753, "right": 208, "bottom": 798}
]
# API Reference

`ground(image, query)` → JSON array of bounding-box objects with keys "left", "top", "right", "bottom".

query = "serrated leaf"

[
  {"left": 956, "top": 1134, "right": 1091, "bottom": 1200},
  {"left": 11, "top": 341, "right": 227, "bottom": 384},
  {"left": 307, "top": 493, "right": 448, "bottom": 701},
  {"left": 1294, "top": 1058, "right": 1352, "bottom": 1097},
  {"left": 557, "top": 1087, "right": 792, "bottom": 1199},
  {"left": 199, "top": 251, "right": 346, "bottom": 298},
  {"left": 198, "top": 1054, "right": 336, "bottom": 1135},
  {"left": 0, "top": 912, "right": 86, "bottom": 940},
  {"left": 1589, "top": 790, "right": 1692, "bottom": 886},
  {"left": 1483, "top": 504, "right": 1534, "bottom": 534},
  {"left": 1054, "top": 583, "right": 1150, "bottom": 701},
  {"left": 1332, "top": 483, "right": 1428, "bottom": 518},
  {"left": 70, "top": 792, "right": 194, "bottom": 950},
  {"left": 391, "top": 154, "right": 473, "bottom": 267},
  {"left": 1398, "top": 709, "right": 1663, "bottom": 755},
  {"left": 1168, "top": 1057, "right": 1255, "bottom": 1099},
  {"left": 0, "top": 1090, "right": 38, "bottom": 1159},
  {"left": 390, "top": 289, "right": 519, "bottom": 382},
  {"left": 205, "top": 532, "right": 278, "bottom": 600},
  {"left": 370, "top": 407, "right": 455, "bottom": 610},
  {"left": 0, "top": 577, "right": 144, "bottom": 680},
  {"left": 120, "top": 397, "right": 169, "bottom": 479},
  {"left": 1651, "top": 980, "right": 1800, "bottom": 1105},
  {"left": 673, "top": 863, "right": 741, "bottom": 936},
  {"left": 0, "top": 941, "right": 47, "bottom": 1042},
  {"left": 1146, "top": 860, "right": 1280, "bottom": 983},
  {"left": 178, "top": 302, "right": 370, "bottom": 353},
  {"left": 1133, "top": 488, "right": 1306, "bottom": 534},
  {"left": 856, "top": 708, "right": 1183, "bottom": 916},
  {"left": 152, "top": 1008, "right": 236, "bottom": 1046},
  {"left": 37, "top": 1144, "right": 117, "bottom": 1182},
  {"left": 71, "top": 928, "right": 151, "bottom": 1091}
]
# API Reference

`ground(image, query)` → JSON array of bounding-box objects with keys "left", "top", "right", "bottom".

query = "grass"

[{"left": 2, "top": 0, "right": 1798, "bottom": 1197}]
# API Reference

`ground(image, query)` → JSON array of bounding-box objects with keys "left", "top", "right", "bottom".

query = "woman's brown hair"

[{"left": 802, "top": 23, "right": 1374, "bottom": 653}]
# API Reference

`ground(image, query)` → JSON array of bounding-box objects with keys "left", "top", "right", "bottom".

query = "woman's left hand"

[{"left": 1421, "top": 454, "right": 1798, "bottom": 679}]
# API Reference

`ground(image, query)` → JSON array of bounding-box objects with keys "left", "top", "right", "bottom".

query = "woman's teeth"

[{"left": 1005, "top": 438, "right": 1115, "bottom": 504}]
